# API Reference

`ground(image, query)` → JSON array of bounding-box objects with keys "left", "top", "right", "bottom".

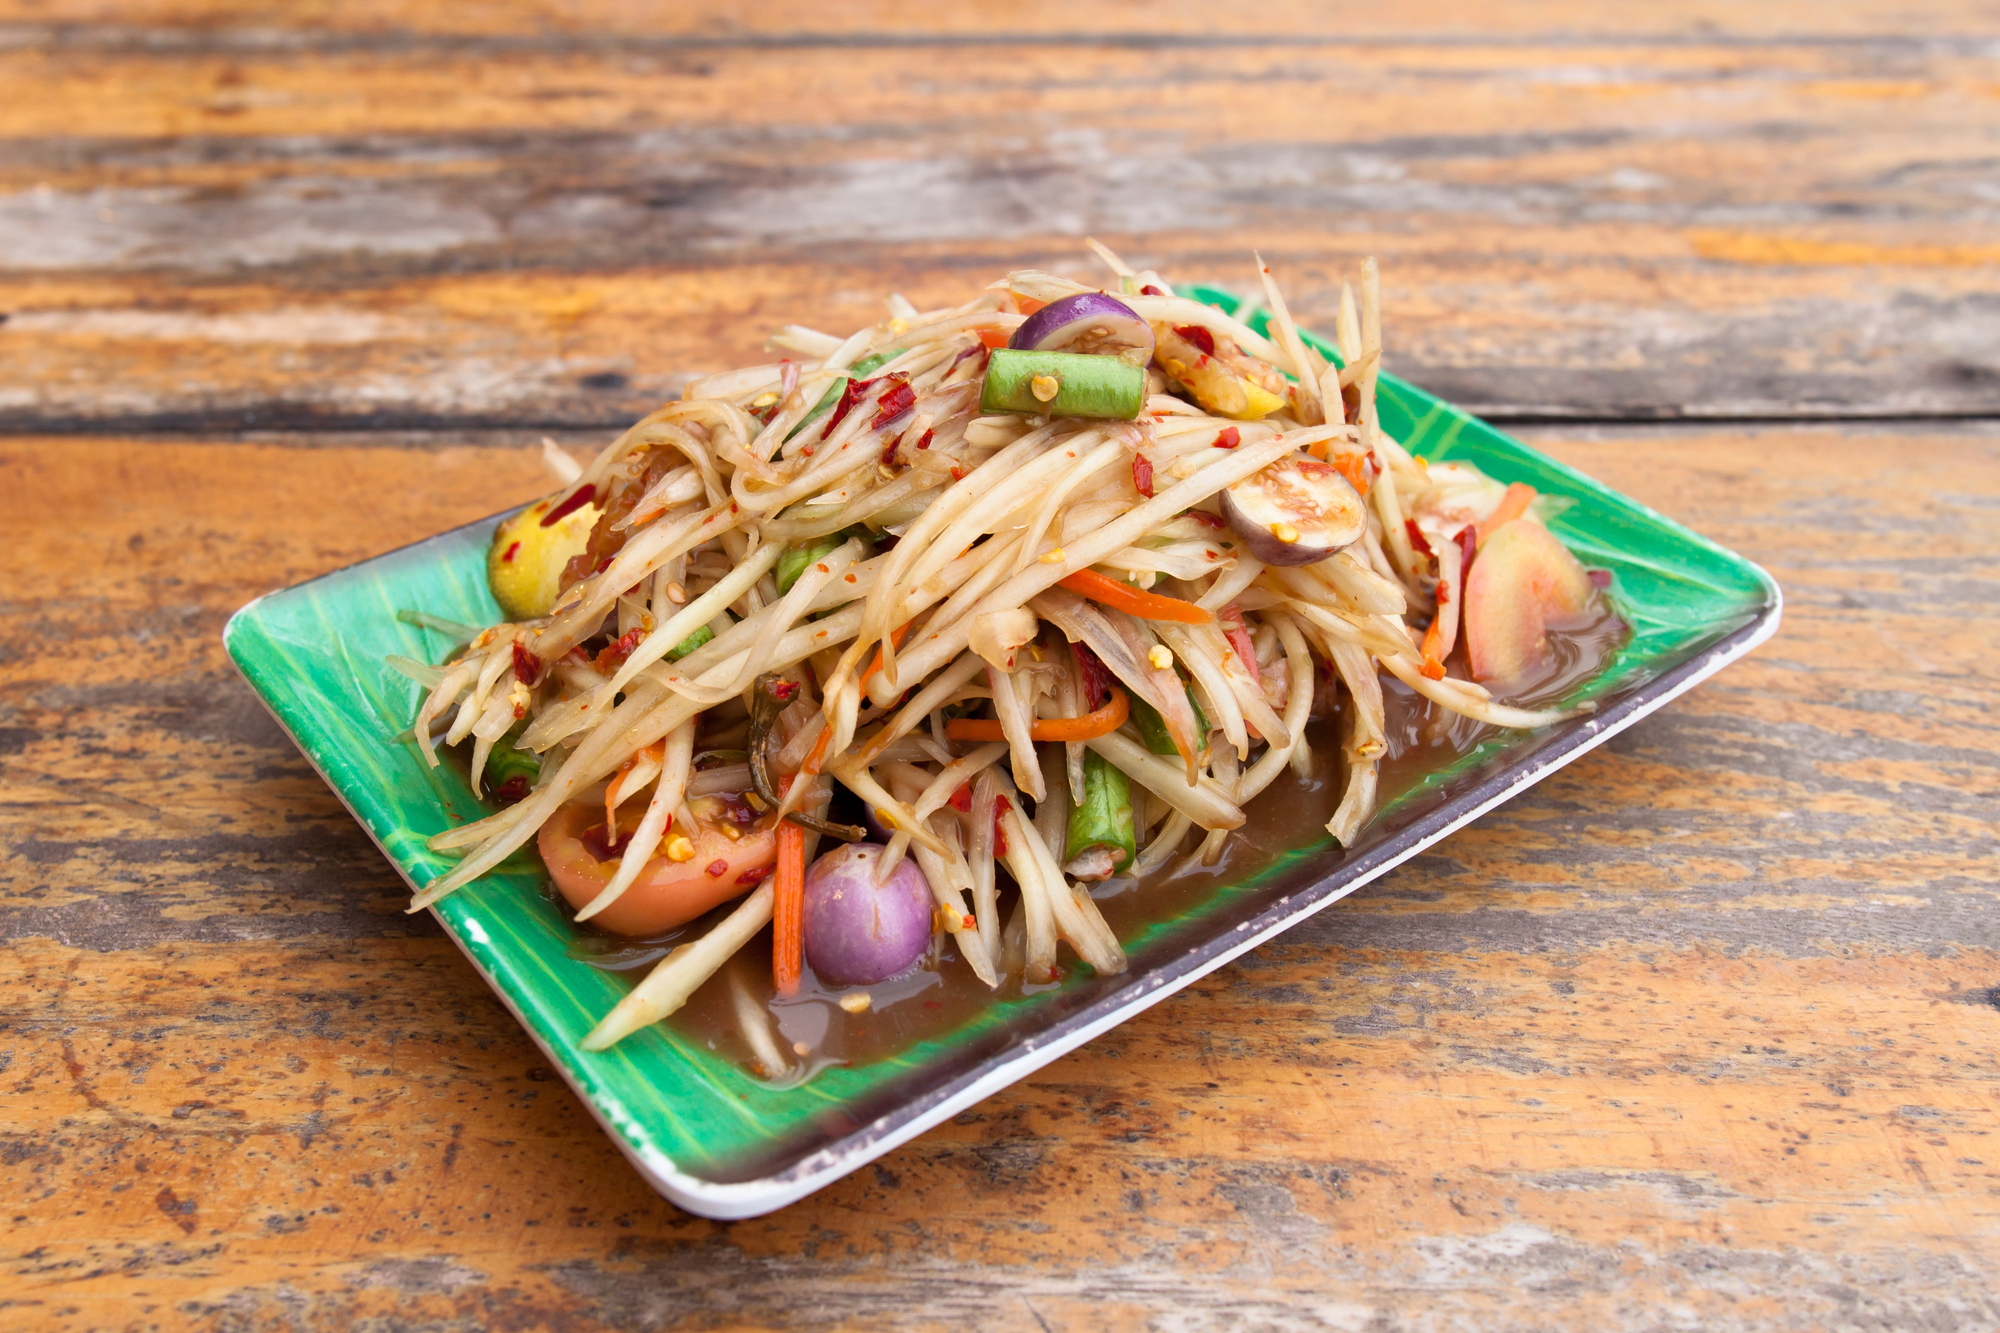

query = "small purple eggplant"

[
  {"left": 802, "top": 842, "right": 933, "bottom": 986},
  {"left": 1219, "top": 454, "right": 1367, "bottom": 566},
  {"left": 1009, "top": 292, "right": 1156, "bottom": 366}
]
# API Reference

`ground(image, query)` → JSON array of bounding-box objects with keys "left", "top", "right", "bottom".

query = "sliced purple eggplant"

[
  {"left": 1009, "top": 292, "right": 1155, "bottom": 366},
  {"left": 1220, "top": 455, "right": 1367, "bottom": 565}
]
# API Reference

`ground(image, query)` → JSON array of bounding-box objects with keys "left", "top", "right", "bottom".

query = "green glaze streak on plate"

[{"left": 226, "top": 299, "right": 1776, "bottom": 1191}]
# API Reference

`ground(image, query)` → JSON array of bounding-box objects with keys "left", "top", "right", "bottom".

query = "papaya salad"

[{"left": 393, "top": 242, "right": 1616, "bottom": 1058}]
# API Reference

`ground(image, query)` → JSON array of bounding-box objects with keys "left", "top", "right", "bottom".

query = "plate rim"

[{"left": 224, "top": 539, "right": 1779, "bottom": 1219}]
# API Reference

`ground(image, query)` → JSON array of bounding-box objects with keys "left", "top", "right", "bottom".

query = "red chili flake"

[
  {"left": 1141, "top": 284, "right": 1165, "bottom": 296},
  {"left": 1435, "top": 579, "right": 1451, "bottom": 606},
  {"left": 1175, "top": 324, "right": 1217, "bottom": 355},
  {"left": 817, "top": 378, "right": 863, "bottom": 440},
  {"left": 501, "top": 540, "right": 520, "bottom": 563},
  {"left": 1212, "top": 426, "right": 1240, "bottom": 450},
  {"left": 949, "top": 782, "right": 973, "bottom": 813},
  {"left": 511, "top": 640, "right": 543, "bottom": 686},
  {"left": 1131, "top": 452, "right": 1154, "bottom": 498},
  {"left": 914, "top": 428, "right": 935, "bottom": 451},
  {"left": 950, "top": 465, "right": 965, "bottom": 481},
  {"left": 592, "top": 628, "right": 642, "bottom": 673},
  {"left": 539, "top": 484, "right": 595, "bottom": 528},
  {"left": 1405, "top": 519, "right": 1435, "bottom": 561},
  {"left": 800, "top": 443, "right": 815, "bottom": 457},
  {"left": 770, "top": 678, "right": 800, "bottom": 703},
  {"left": 1185, "top": 509, "right": 1228, "bottom": 531},
  {"left": 737, "top": 865, "right": 774, "bottom": 886},
  {"left": 993, "top": 794, "right": 1013, "bottom": 857},
  {"left": 594, "top": 555, "right": 615, "bottom": 574},
  {"left": 1588, "top": 568, "right": 1613, "bottom": 588},
  {"left": 1456, "top": 524, "right": 1477, "bottom": 570},
  {"left": 961, "top": 914, "right": 976, "bottom": 930},
  {"left": 870, "top": 373, "right": 916, "bottom": 430},
  {"left": 948, "top": 343, "right": 990, "bottom": 376},
  {"left": 1219, "top": 602, "right": 1261, "bottom": 687},
  {"left": 1072, "top": 642, "right": 1115, "bottom": 709},
  {"left": 820, "top": 372, "right": 890, "bottom": 441},
  {"left": 705, "top": 858, "right": 729, "bottom": 878},
  {"left": 492, "top": 775, "right": 531, "bottom": 805}
]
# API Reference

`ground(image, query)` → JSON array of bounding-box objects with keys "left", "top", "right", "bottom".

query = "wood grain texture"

[
  {"left": 1, "top": 4, "right": 1997, "bottom": 427},
  {"left": 5, "top": 2, "right": 1998, "bottom": 1326},
  {"left": 3, "top": 423, "right": 1996, "bottom": 1330},
  {"left": 7, "top": 0, "right": 1996, "bottom": 41}
]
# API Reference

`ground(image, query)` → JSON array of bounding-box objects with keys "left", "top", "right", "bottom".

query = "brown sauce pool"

[{"left": 537, "top": 608, "right": 1629, "bottom": 1085}]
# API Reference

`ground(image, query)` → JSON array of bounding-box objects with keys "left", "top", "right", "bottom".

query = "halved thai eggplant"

[
  {"left": 1219, "top": 455, "right": 1367, "bottom": 565},
  {"left": 1010, "top": 292, "right": 1156, "bottom": 366}
]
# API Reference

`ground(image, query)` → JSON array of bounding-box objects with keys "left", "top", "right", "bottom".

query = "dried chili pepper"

[
  {"left": 1174, "top": 324, "right": 1217, "bottom": 355},
  {"left": 539, "top": 484, "right": 595, "bottom": 528}
]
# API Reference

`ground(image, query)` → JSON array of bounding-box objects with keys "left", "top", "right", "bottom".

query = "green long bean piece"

[
  {"left": 980, "top": 349, "right": 1145, "bottom": 420},
  {"left": 1066, "top": 750, "right": 1136, "bottom": 875},
  {"left": 1129, "top": 683, "right": 1212, "bottom": 758}
]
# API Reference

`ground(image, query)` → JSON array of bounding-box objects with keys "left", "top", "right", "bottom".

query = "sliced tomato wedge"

[
  {"left": 1463, "top": 518, "right": 1597, "bottom": 686},
  {"left": 539, "top": 801, "right": 777, "bottom": 937}
]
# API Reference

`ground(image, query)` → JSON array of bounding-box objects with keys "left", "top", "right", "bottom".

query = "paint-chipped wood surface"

[
  {"left": 4, "top": 1, "right": 2000, "bottom": 1329},
  {"left": 2, "top": 3, "right": 1998, "bottom": 429}
]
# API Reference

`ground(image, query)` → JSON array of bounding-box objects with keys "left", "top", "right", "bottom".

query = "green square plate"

[{"left": 223, "top": 289, "right": 1779, "bottom": 1217}]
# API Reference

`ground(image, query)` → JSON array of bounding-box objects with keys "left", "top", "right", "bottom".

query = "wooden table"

[{"left": 4, "top": 4, "right": 1997, "bottom": 1328}]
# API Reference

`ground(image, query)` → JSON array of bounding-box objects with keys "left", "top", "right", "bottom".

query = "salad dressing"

[{"left": 559, "top": 606, "right": 1626, "bottom": 1083}]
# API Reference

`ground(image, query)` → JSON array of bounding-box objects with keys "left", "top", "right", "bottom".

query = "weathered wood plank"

[
  {"left": 0, "top": 30, "right": 1994, "bottom": 425},
  {"left": 1, "top": 423, "right": 1996, "bottom": 1327},
  {"left": 5, "top": 0, "right": 1996, "bottom": 42},
  {"left": 3, "top": 937, "right": 1996, "bottom": 1330}
]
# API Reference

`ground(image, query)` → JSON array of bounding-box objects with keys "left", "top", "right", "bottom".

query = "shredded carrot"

[
  {"left": 1328, "top": 450, "right": 1372, "bottom": 495},
  {"left": 773, "top": 775, "right": 806, "bottom": 995},
  {"left": 946, "top": 687, "right": 1130, "bottom": 743},
  {"left": 976, "top": 327, "right": 1009, "bottom": 350},
  {"left": 859, "top": 621, "right": 914, "bottom": 692},
  {"left": 1058, "top": 569, "right": 1212, "bottom": 624},
  {"left": 801, "top": 724, "right": 832, "bottom": 777},
  {"left": 1305, "top": 435, "right": 1372, "bottom": 489},
  {"left": 1475, "top": 482, "right": 1536, "bottom": 546},
  {"left": 1419, "top": 621, "right": 1447, "bottom": 681}
]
